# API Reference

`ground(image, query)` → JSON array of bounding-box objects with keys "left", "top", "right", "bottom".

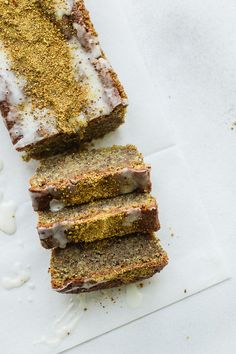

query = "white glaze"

[
  {"left": 34, "top": 294, "right": 87, "bottom": 347},
  {"left": 49, "top": 199, "right": 65, "bottom": 212},
  {"left": 68, "top": 38, "right": 111, "bottom": 119},
  {"left": 54, "top": 0, "right": 74, "bottom": 19},
  {"left": 1, "top": 263, "right": 31, "bottom": 290},
  {"left": 0, "top": 192, "right": 17, "bottom": 235},
  {"left": 53, "top": 229, "right": 68, "bottom": 249},
  {"left": 63, "top": 279, "right": 107, "bottom": 293},
  {"left": 73, "top": 22, "right": 102, "bottom": 60},
  {"left": 0, "top": 43, "right": 59, "bottom": 149},
  {"left": 125, "top": 284, "right": 143, "bottom": 308},
  {"left": 93, "top": 57, "right": 124, "bottom": 108},
  {"left": 39, "top": 223, "right": 68, "bottom": 249},
  {"left": 12, "top": 105, "right": 58, "bottom": 150},
  {"left": 31, "top": 185, "right": 62, "bottom": 211},
  {"left": 122, "top": 208, "right": 142, "bottom": 227},
  {"left": 119, "top": 168, "right": 150, "bottom": 194},
  {"left": 0, "top": 43, "right": 25, "bottom": 105}
]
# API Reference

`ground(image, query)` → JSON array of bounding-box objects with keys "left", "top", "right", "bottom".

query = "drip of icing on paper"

[
  {"left": 34, "top": 294, "right": 87, "bottom": 347},
  {"left": 126, "top": 284, "right": 143, "bottom": 308},
  {"left": 1, "top": 262, "right": 31, "bottom": 290},
  {"left": 0, "top": 192, "right": 17, "bottom": 235}
]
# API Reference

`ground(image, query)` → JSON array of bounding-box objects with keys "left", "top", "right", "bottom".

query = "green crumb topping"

[{"left": 0, "top": 0, "right": 88, "bottom": 133}]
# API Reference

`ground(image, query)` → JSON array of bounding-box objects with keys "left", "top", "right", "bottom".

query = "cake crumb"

[
  {"left": 84, "top": 307, "right": 87, "bottom": 311},
  {"left": 139, "top": 283, "right": 144, "bottom": 288},
  {"left": 231, "top": 121, "right": 236, "bottom": 130},
  {"left": 184, "top": 289, "right": 187, "bottom": 293},
  {"left": 186, "top": 336, "right": 190, "bottom": 340}
]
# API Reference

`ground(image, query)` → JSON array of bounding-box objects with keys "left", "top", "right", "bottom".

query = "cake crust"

[
  {"left": 50, "top": 233, "right": 168, "bottom": 294},
  {"left": 30, "top": 145, "right": 152, "bottom": 211}
]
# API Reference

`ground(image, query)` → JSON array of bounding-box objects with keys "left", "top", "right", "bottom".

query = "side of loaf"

[
  {"left": 37, "top": 193, "right": 160, "bottom": 248},
  {"left": 50, "top": 233, "right": 168, "bottom": 294},
  {"left": 30, "top": 145, "right": 151, "bottom": 211}
]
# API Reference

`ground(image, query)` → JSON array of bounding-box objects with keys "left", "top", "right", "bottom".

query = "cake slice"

[
  {"left": 50, "top": 233, "right": 168, "bottom": 293},
  {"left": 30, "top": 145, "right": 151, "bottom": 211},
  {"left": 0, "top": 1, "right": 127, "bottom": 160},
  {"left": 38, "top": 193, "right": 160, "bottom": 249}
]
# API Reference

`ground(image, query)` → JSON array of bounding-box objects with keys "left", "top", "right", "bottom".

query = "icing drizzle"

[
  {"left": 1, "top": 263, "right": 31, "bottom": 290},
  {"left": 34, "top": 294, "right": 87, "bottom": 347},
  {"left": 0, "top": 192, "right": 17, "bottom": 235}
]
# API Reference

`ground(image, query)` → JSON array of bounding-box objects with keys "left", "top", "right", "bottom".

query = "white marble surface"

[{"left": 67, "top": 1, "right": 236, "bottom": 353}]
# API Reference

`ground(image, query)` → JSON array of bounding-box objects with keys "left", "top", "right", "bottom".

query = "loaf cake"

[
  {"left": 0, "top": 0, "right": 127, "bottom": 160},
  {"left": 38, "top": 193, "right": 160, "bottom": 249},
  {"left": 50, "top": 233, "right": 168, "bottom": 293},
  {"left": 30, "top": 145, "right": 151, "bottom": 211}
]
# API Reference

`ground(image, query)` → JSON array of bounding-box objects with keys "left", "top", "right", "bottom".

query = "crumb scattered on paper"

[{"left": 231, "top": 121, "right": 236, "bottom": 130}]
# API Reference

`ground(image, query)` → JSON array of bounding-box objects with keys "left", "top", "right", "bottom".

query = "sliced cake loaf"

[
  {"left": 30, "top": 145, "right": 151, "bottom": 211},
  {"left": 0, "top": 0, "right": 127, "bottom": 160},
  {"left": 37, "top": 193, "right": 160, "bottom": 249},
  {"left": 50, "top": 233, "right": 168, "bottom": 293}
]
